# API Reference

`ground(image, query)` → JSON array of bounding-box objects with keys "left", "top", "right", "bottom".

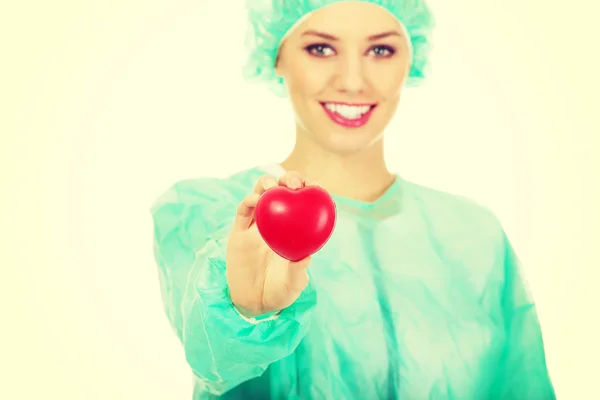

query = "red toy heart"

[{"left": 254, "top": 185, "right": 337, "bottom": 262}]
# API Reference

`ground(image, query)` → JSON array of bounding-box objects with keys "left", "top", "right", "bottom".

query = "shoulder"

[
  {"left": 151, "top": 167, "right": 262, "bottom": 209},
  {"left": 401, "top": 179, "right": 515, "bottom": 282},
  {"left": 402, "top": 178, "right": 505, "bottom": 245},
  {"left": 149, "top": 166, "right": 265, "bottom": 230}
]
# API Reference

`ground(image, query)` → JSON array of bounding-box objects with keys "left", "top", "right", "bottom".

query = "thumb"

[{"left": 284, "top": 256, "right": 311, "bottom": 293}]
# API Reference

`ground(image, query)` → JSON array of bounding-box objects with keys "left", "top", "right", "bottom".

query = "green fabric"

[
  {"left": 242, "top": 0, "right": 435, "bottom": 96},
  {"left": 150, "top": 164, "right": 555, "bottom": 399}
]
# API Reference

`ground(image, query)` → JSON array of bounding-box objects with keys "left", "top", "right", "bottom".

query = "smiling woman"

[
  {"left": 274, "top": 2, "right": 412, "bottom": 157},
  {"left": 150, "top": 1, "right": 556, "bottom": 399}
]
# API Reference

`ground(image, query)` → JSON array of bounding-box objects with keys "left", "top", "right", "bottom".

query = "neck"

[{"left": 280, "top": 134, "right": 395, "bottom": 203}]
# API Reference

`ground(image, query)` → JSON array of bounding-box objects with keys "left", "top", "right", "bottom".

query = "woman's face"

[{"left": 276, "top": 2, "right": 411, "bottom": 156}]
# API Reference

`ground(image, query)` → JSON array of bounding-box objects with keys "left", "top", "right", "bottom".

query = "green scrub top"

[{"left": 150, "top": 163, "right": 555, "bottom": 399}]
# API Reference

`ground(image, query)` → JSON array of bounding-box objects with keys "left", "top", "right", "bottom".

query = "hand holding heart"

[{"left": 225, "top": 171, "right": 336, "bottom": 318}]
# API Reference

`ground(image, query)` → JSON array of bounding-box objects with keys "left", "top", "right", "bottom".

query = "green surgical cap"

[{"left": 242, "top": 0, "right": 435, "bottom": 96}]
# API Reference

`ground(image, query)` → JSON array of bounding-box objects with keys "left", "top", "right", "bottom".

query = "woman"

[{"left": 151, "top": 1, "right": 556, "bottom": 399}]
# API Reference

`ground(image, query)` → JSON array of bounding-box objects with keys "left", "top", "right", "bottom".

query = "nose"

[{"left": 335, "top": 53, "right": 366, "bottom": 95}]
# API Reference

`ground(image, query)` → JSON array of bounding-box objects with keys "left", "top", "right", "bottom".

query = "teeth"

[{"left": 324, "top": 103, "right": 371, "bottom": 120}]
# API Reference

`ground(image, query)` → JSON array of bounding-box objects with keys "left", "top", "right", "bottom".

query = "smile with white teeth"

[{"left": 323, "top": 103, "right": 373, "bottom": 120}]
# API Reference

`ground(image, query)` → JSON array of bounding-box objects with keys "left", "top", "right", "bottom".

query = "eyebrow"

[{"left": 301, "top": 30, "right": 402, "bottom": 41}]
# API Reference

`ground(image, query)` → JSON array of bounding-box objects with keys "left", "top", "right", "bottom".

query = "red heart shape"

[{"left": 255, "top": 186, "right": 337, "bottom": 262}]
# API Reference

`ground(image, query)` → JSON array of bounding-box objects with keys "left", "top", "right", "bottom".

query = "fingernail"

[{"left": 291, "top": 178, "right": 301, "bottom": 189}]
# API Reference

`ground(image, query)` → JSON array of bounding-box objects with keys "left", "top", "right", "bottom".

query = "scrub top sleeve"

[
  {"left": 491, "top": 229, "right": 556, "bottom": 399},
  {"left": 150, "top": 178, "right": 317, "bottom": 396}
]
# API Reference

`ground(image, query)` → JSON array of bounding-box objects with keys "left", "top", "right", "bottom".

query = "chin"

[{"left": 320, "top": 129, "right": 382, "bottom": 155}]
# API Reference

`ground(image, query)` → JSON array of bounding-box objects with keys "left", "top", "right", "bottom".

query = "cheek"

[
  {"left": 285, "top": 60, "right": 332, "bottom": 95},
  {"left": 370, "top": 61, "right": 410, "bottom": 98},
  {"left": 373, "top": 72, "right": 406, "bottom": 98}
]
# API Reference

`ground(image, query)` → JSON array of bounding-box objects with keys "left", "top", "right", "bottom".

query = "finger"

[
  {"left": 277, "top": 170, "right": 304, "bottom": 189},
  {"left": 285, "top": 256, "right": 312, "bottom": 293},
  {"left": 304, "top": 178, "right": 320, "bottom": 187},
  {"left": 232, "top": 193, "right": 260, "bottom": 231},
  {"left": 253, "top": 175, "right": 278, "bottom": 195},
  {"left": 290, "top": 256, "right": 311, "bottom": 270}
]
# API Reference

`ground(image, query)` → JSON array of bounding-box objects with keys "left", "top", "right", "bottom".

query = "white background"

[{"left": 3, "top": 0, "right": 598, "bottom": 399}]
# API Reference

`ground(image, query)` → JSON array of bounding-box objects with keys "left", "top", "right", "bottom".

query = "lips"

[{"left": 320, "top": 102, "right": 377, "bottom": 128}]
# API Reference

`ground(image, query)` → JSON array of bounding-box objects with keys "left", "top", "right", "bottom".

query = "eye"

[
  {"left": 305, "top": 43, "right": 336, "bottom": 57},
  {"left": 369, "top": 45, "right": 395, "bottom": 57}
]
